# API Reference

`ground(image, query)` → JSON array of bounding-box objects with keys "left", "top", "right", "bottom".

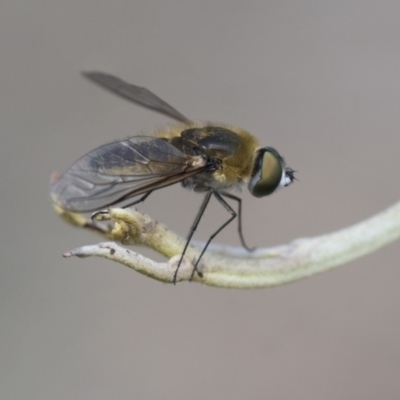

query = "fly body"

[{"left": 51, "top": 72, "right": 296, "bottom": 282}]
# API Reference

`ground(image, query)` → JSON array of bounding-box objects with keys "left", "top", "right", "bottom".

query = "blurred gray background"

[{"left": 1, "top": 1, "right": 400, "bottom": 399}]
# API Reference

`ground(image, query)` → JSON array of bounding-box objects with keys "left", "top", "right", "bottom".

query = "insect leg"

[
  {"left": 173, "top": 190, "right": 213, "bottom": 284},
  {"left": 91, "top": 191, "right": 153, "bottom": 220},
  {"left": 189, "top": 190, "right": 238, "bottom": 281},
  {"left": 220, "top": 191, "right": 255, "bottom": 251},
  {"left": 122, "top": 191, "right": 153, "bottom": 209}
]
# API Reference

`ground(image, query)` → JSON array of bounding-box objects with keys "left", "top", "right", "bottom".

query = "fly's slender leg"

[
  {"left": 91, "top": 191, "right": 153, "bottom": 220},
  {"left": 220, "top": 191, "right": 255, "bottom": 251},
  {"left": 173, "top": 190, "right": 213, "bottom": 284},
  {"left": 122, "top": 191, "right": 153, "bottom": 209},
  {"left": 189, "top": 190, "right": 238, "bottom": 281}
]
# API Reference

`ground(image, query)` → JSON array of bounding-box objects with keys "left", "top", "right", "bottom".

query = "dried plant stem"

[{"left": 59, "top": 200, "right": 400, "bottom": 288}]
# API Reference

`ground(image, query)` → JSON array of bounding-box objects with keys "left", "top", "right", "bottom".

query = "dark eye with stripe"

[{"left": 248, "top": 147, "right": 284, "bottom": 197}]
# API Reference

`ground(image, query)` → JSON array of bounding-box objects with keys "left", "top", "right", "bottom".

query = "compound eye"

[{"left": 249, "top": 148, "right": 283, "bottom": 197}]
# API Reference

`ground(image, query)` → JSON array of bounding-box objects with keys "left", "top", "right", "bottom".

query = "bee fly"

[{"left": 50, "top": 72, "right": 296, "bottom": 283}]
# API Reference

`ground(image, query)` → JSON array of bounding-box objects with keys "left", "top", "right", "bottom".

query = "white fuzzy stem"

[{"left": 59, "top": 200, "right": 400, "bottom": 288}]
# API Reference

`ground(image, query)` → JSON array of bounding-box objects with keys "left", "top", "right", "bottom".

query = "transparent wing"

[
  {"left": 83, "top": 72, "right": 191, "bottom": 123},
  {"left": 50, "top": 136, "right": 206, "bottom": 212}
]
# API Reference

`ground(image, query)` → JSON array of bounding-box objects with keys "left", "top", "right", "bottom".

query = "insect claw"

[
  {"left": 189, "top": 256, "right": 202, "bottom": 281},
  {"left": 169, "top": 255, "right": 195, "bottom": 284},
  {"left": 91, "top": 209, "right": 110, "bottom": 221}
]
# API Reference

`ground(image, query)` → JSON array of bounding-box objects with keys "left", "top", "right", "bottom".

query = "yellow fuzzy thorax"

[{"left": 155, "top": 121, "right": 260, "bottom": 187}]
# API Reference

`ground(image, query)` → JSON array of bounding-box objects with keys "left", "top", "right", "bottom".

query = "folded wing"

[{"left": 50, "top": 136, "right": 206, "bottom": 212}]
